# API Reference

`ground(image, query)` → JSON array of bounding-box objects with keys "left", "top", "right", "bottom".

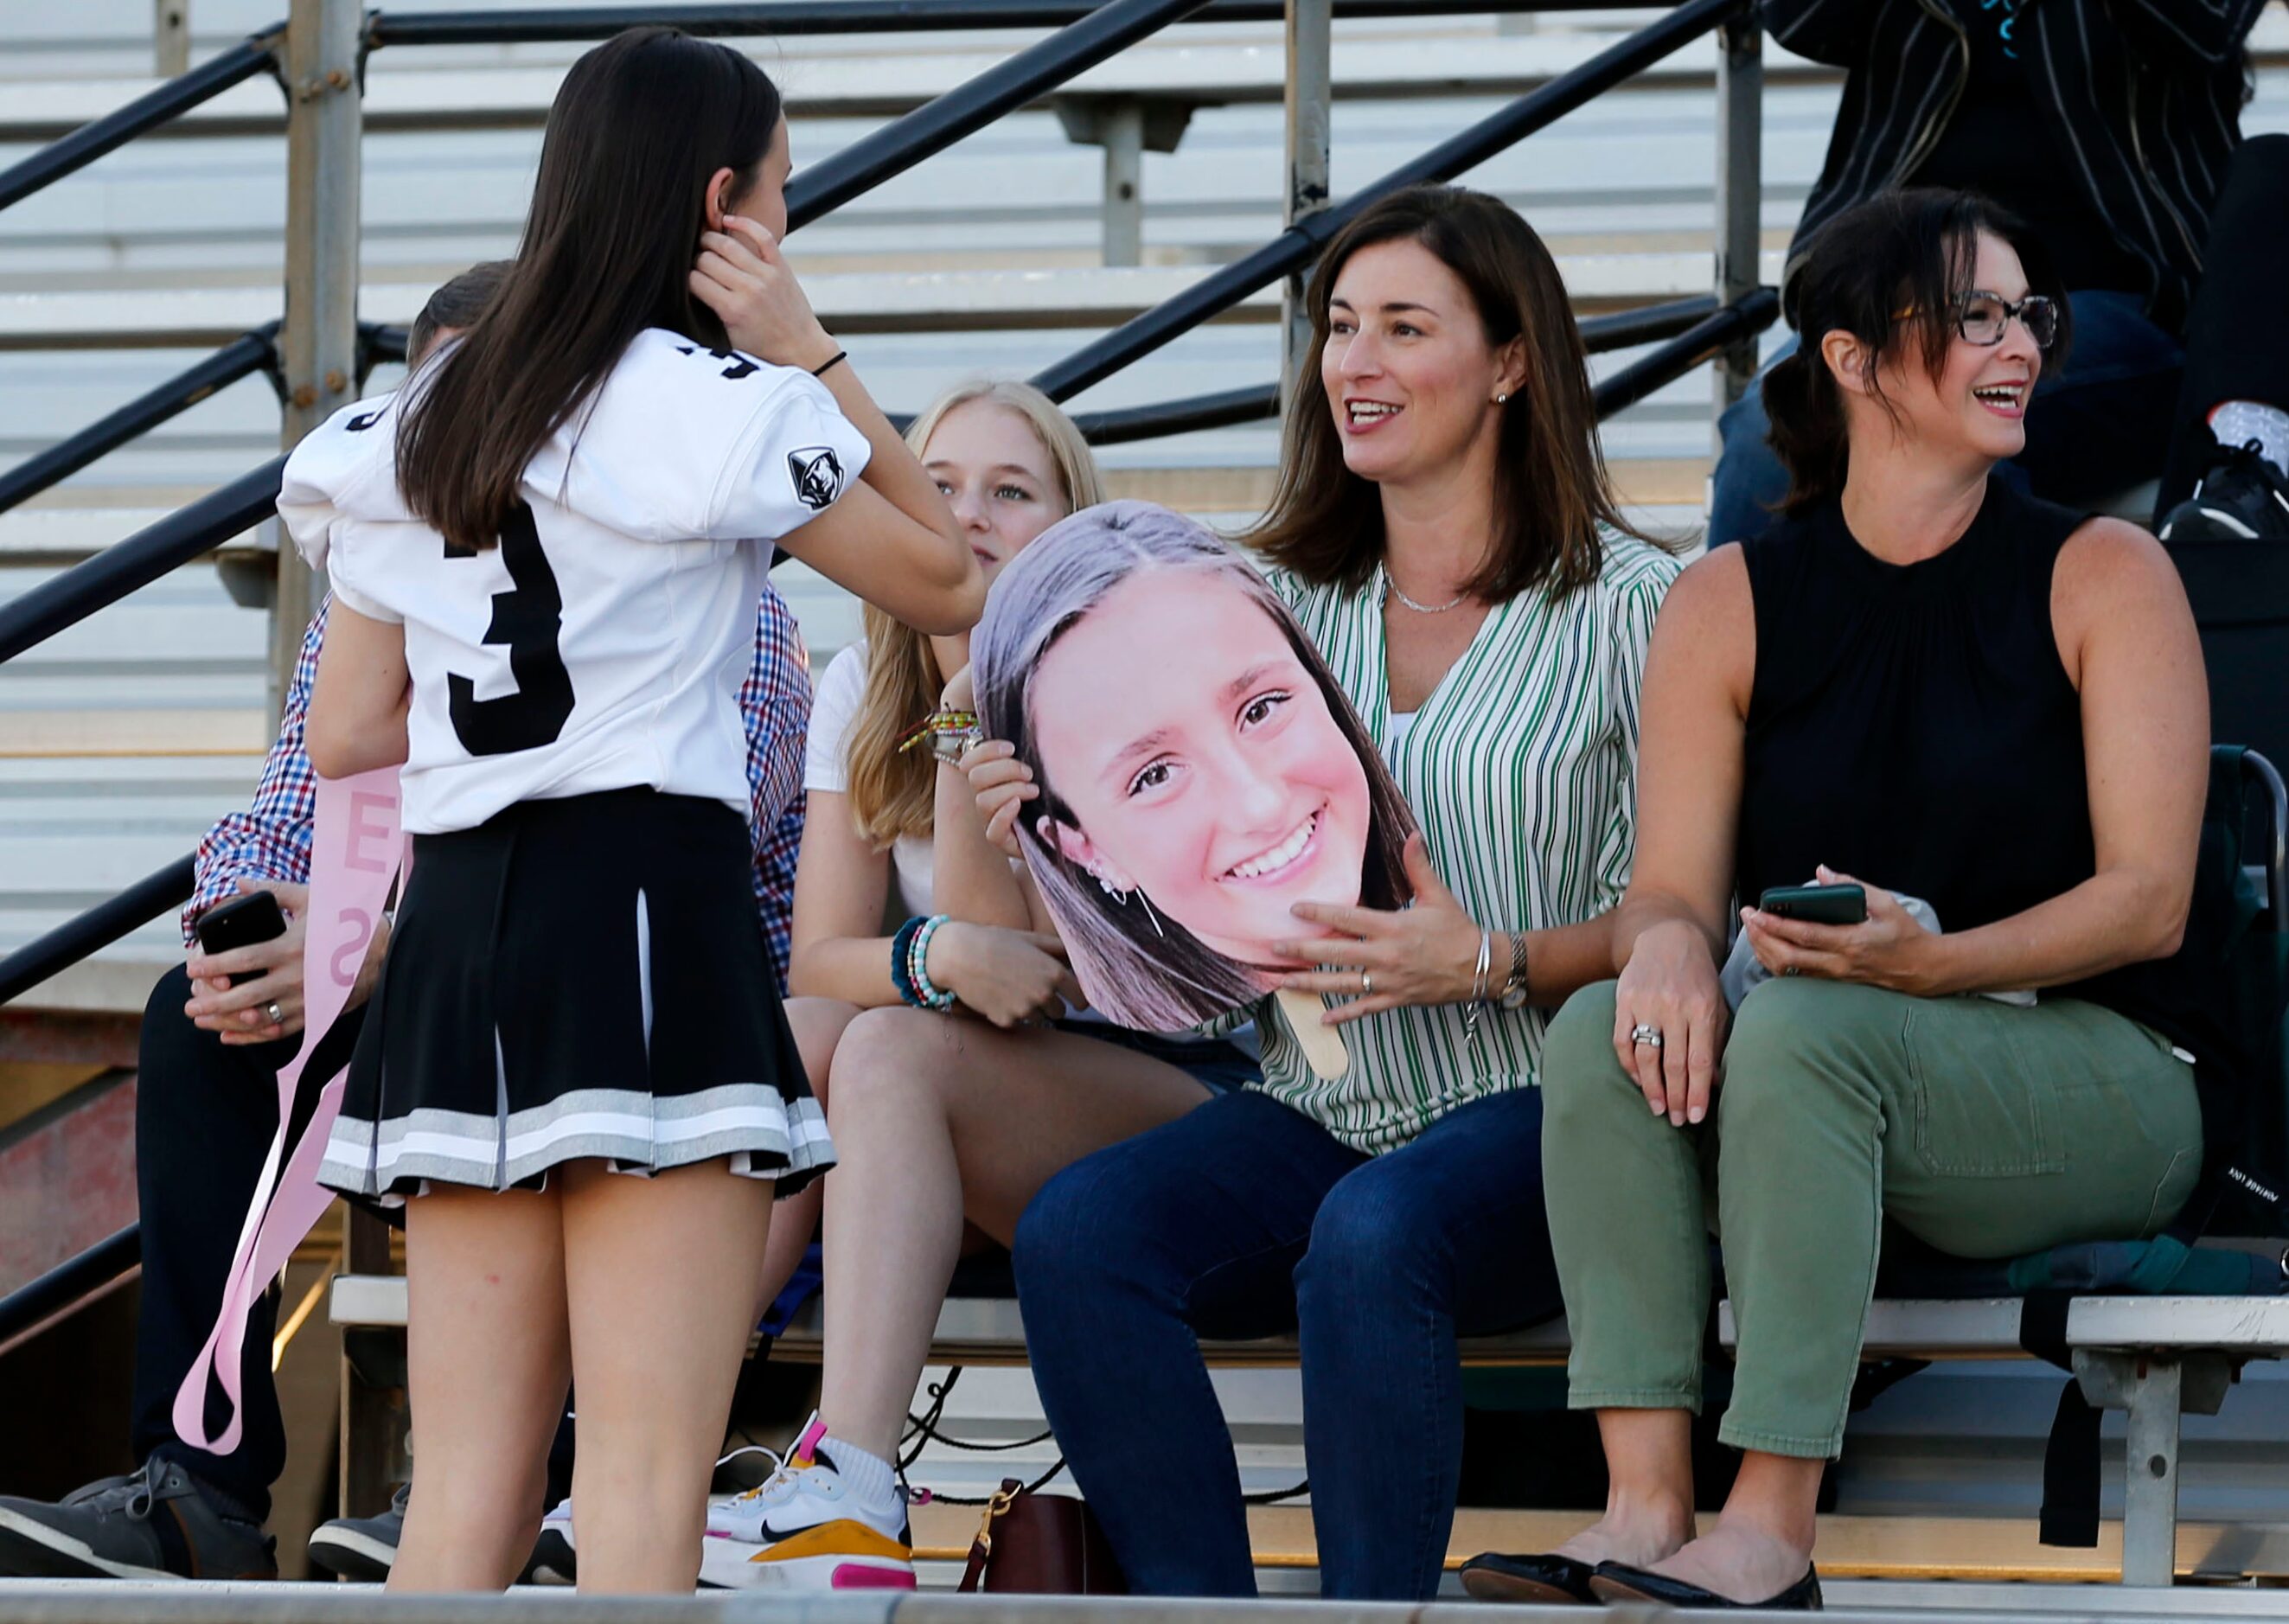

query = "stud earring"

[{"left": 1494, "top": 392, "right": 1511, "bottom": 405}]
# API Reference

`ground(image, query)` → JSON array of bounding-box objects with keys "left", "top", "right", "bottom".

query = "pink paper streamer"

[{"left": 173, "top": 767, "right": 405, "bottom": 1453}]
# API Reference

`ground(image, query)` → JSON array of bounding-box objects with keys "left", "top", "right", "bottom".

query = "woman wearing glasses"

[{"left": 1467, "top": 189, "right": 2235, "bottom": 1610}]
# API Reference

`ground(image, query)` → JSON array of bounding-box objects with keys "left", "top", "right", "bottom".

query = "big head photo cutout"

[{"left": 972, "top": 501, "right": 1416, "bottom": 1073}]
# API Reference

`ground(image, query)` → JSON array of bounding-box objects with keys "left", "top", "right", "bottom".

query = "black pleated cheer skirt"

[{"left": 318, "top": 788, "right": 832, "bottom": 1206}]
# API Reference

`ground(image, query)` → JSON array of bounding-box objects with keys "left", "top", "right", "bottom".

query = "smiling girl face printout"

[{"left": 971, "top": 501, "right": 1416, "bottom": 1042}]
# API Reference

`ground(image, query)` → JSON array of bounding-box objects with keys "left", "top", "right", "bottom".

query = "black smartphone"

[
  {"left": 1757, "top": 883, "right": 1867, "bottom": 925},
  {"left": 194, "top": 890, "right": 288, "bottom": 986}
]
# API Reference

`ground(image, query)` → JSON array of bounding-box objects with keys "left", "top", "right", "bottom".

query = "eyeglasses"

[{"left": 1896, "top": 291, "right": 2059, "bottom": 349}]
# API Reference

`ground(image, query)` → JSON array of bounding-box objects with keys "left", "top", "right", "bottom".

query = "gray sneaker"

[
  {"left": 0, "top": 1459, "right": 275, "bottom": 1580},
  {"left": 306, "top": 1481, "right": 406, "bottom": 1582},
  {"left": 309, "top": 1482, "right": 566, "bottom": 1585}
]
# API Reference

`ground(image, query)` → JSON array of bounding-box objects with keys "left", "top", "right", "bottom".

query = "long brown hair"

[
  {"left": 395, "top": 29, "right": 783, "bottom": 552},
  {"left": 1246, "top": 184, "right": 1637, "bottom": 603},
  {"left": 843, "top": 380, "right": 1105, "bottom": 846},
  {"left": 1764, "top": 188, "right": 2069, "bottom": 517}
]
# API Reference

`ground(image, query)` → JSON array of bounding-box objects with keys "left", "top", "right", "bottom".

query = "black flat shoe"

[
  {"left": 1589, "top": 1559, "right": 1821, "bottom": 1610},
  {"left": 1459, "top": 1550, "right": 1603, "bottom": 1604}
]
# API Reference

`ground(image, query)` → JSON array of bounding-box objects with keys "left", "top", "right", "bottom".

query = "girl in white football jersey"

[{"left": 285, "top": 27, "right": 980, "bottom": 1595}]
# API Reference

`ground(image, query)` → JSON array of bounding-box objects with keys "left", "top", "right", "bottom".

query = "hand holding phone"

[
  {"left": 1756, "top": 883, "right": 1868, "bottom": 926},
  {"left": 193, "top": 890, "right": 289, "bottom": 986},
  {"left": 186, "top": 883, "right": 310, "bottom": 1045},
  {"left": 1743, "top": 871, "right": 1944, "bottom": 995}
]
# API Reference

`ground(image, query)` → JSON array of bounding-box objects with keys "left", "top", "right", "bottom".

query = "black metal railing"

[
  {"left": 367, "top": 0, "right": 1640, "bottom": 46},
  {"left": 0, "top": 0, "right": 1762, "bottom": 675},
  {"left": 0, "top": 860, "right": 199, "bottom": 1012},
  {"left": 1032, "top": 0, "right": 1740, "bottom": 402},
  {"left": 0, "top": 459, "right": 289, "bottom": 668},
  {"left": 0, "top": 31, "right": 285, "bottom": 215},
  {"left": 0, "top": 326, "right": 281, "bottom": 521},
  {"left": 1592, "top": 288, "right": 1776, "bottom": 417},
  {"left": 0, "top": 1227, "right": 141, "bottom": 1352},
  {"left": 786, "top": 0, "right": 1218, "bottom": 230}
]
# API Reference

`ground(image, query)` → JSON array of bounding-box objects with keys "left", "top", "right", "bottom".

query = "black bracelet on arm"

[{"left": 811, "top": 349, "right": 849, "bottom": 379}]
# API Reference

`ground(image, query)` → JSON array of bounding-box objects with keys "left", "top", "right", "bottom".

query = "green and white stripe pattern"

[{"left": 1250, "top": 531, "right": 1678, "bottom": 1155}]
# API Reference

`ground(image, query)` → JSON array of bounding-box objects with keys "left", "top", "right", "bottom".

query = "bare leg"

[
  {"left": 818, "top": 1011, "right": 1210, "bottom": 1460},
  {"left": 1631, "top": 1451, "right": 1821, "bottom": 1602},
  {"left": 1551, "top": 1409, "right": 1697, "bottom": 1569},
  {"left": 561, "top": 1158, "right": 773, "bottom": 1593},
  {"left": 751, "top": 997, "right": 860, "bottom": 1320},
  {"left": 390, "top": 1186, "right": 571, "bottom": 1591}
]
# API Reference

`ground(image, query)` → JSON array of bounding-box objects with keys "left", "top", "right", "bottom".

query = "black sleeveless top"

[{"left": 1736, "top": 478, "right": 2229, "bottom": 1090}]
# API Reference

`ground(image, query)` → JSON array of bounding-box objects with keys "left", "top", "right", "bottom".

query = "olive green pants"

[{"left": 1540, "top": 977, "right": 2204, "bottom": 1459}]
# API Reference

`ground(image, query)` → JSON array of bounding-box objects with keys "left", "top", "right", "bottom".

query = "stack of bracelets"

[
  {"left": 896, "top": 708, "right": 983, "bottom": 764},
  {"left": 891, "top": 913, "right": 958, "bottom": 1011}
]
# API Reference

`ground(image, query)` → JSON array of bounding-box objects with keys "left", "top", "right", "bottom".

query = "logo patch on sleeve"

[{"left": 788, "top": 447, "right": 846, "bottom": 512}]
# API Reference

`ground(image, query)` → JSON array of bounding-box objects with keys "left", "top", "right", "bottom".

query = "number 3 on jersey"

[{"left": 444, "top": 500, "right": 575, "bottom": 756}]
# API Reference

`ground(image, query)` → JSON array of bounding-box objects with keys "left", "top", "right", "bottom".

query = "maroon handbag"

[{"left": 956, "top": 1477, "right": 1129, "bottom": 1595}]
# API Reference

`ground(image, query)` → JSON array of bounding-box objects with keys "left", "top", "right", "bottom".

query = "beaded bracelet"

[
  {"left": 908, "top": 913, "right": 958, "bottom": 1011},
  {"left": 890, "top": 915, "right": 929, "bottom": 1007},
  {"left": 897, "top": 709, "right": 984, "bottom": 765}
]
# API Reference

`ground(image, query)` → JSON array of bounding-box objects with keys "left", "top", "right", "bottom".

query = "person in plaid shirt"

[
  {"left": 0, "top": 265, "right": 810, "bottom": 1585},
  {"left": 180, "top": 591, "right": 808, "bottom": 1043}
]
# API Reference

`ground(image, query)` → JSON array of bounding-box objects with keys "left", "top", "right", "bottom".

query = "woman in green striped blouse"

[{"left": 1002, "top": 185, "right": 1679, "bottom": 1599}]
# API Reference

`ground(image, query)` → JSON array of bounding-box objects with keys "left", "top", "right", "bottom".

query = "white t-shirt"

[
  {"left": 278, "top": 329, "right": 870, "bottom": 834},
  {"left": 803, "top": 641, "right": 1116, "bottom": 1027},
  {"left": 803, "top": 641, "right": 935, "bottom": 916}
]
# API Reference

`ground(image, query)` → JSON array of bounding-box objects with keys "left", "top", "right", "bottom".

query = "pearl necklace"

[{"left": 1382, "top": 572, "right": 1467, "bottom": 615}]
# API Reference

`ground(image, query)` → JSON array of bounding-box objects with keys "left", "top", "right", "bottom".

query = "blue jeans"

[
  {"left": 1708, "top": 290, "right": 2187, "bottom": 547},
  {"left": 1011, "top": 1086, "right": 1563, "bottom": 1600}
]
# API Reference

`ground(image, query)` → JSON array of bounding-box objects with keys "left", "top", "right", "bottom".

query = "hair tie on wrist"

[
  {"left": 891, "top": 915, "right": 929, "bottom": 1008},
  {"left": 811, "top": 349, "right": 848, "bottom": 379}
]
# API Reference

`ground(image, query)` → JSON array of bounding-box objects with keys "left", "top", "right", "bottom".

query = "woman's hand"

[
  {"left": 689, "top": 216, "right": 839, "bottom": 373},
  {"left": 183, "top": 881, "right": 310, "bottom": 1046},
  {"left": 961, "top": 738, "right": 1037, "bottom": 859},
  {"left": 1739, "top": 866, "right": 1942, "bottom": 994},
  {"left": 940, "top": 662, "right": 975, "bottom": 712},
  {"left": 926, "top": 921, "right": 1083, "bottom": 1028},
  {"left": 1611, "top": 917, "right": 1728, "bottom": 1126},
  {"left": 1266, "top": 835, "right": 1482, "bottom": 1026}
]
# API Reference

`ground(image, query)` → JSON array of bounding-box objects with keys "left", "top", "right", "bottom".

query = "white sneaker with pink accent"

[{"left": 701, "top": 1416, "right": 915, "bottom": 1591}]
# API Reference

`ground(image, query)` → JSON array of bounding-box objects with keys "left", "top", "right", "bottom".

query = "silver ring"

[
  {"left": 1630, "top": 1023, "right": 1664, "bottom": 1049},
  {"left": 1359, "top": 970, "right": 1373, "bottom": 996},
  {"left": 1782, "top": 965, "right": 1800, "bottom": 978},
  {"left": 263, "top": 1000, "right": 285, "bottom": 1026}
]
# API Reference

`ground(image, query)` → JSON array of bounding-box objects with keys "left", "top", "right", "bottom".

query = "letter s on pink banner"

[
  {"left": 344, "top": 789, "right": 397, "bottom": 873},
  {"left": 329, "top": 909, "right": 373, "bottom": 988}
]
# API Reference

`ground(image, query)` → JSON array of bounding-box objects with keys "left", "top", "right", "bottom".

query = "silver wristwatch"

[{"left": 1493, "top": 932, "right": 1532, "bottom": 1011}]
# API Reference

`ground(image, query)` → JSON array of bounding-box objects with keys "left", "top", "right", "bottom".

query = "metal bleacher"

[
  {"left": 8, "top": 0, "right": 2289, "bottom": 1607},
  {"left": 5, "top": 6, "right": 2281, "bottom": 1014},
  {"left": 0, "top": 1, "right": 1813, "bottom": 1008}
]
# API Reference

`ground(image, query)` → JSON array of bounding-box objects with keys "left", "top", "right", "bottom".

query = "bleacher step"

[{"left": 902, "top": 1502, "right": 2289, "bottom": 1583}]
